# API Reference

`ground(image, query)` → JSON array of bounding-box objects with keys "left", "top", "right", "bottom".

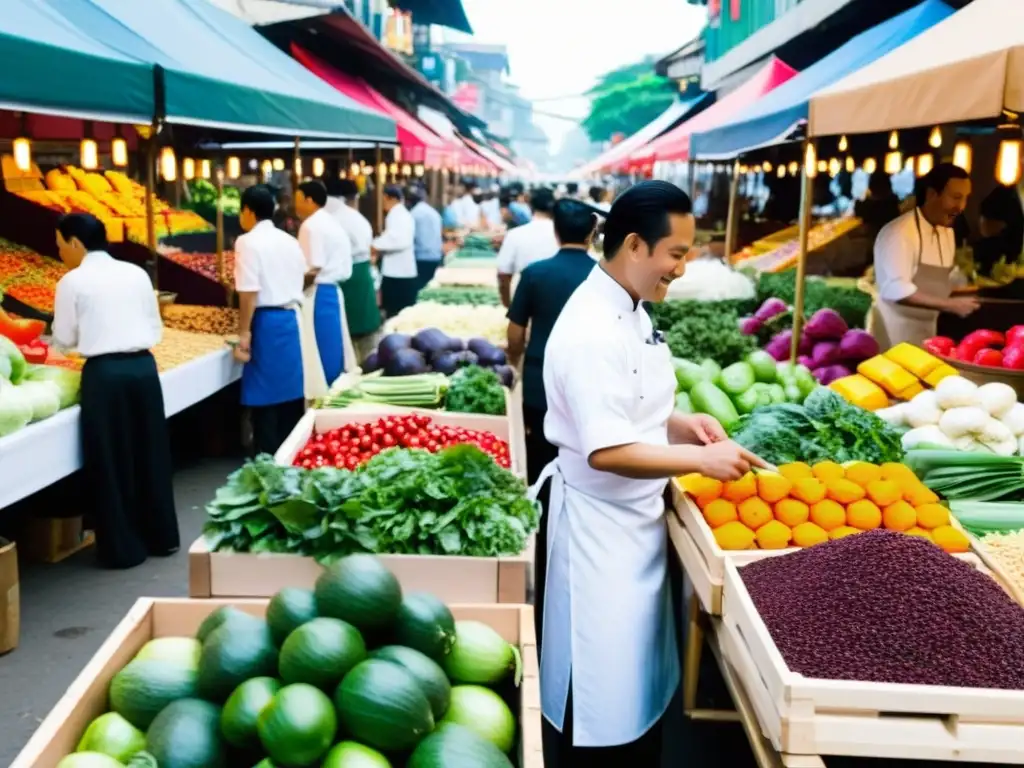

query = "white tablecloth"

[{"left": 0, "top": 349, "right": 241, "bottom": 510}]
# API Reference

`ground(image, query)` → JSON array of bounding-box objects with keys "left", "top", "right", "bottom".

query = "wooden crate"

[
  {"left": 948, "top": 515, "right": 1024, "bottom": 607},
  {"left": 11, "top": 598, "right": 542, "bottom": 768},
  {"left": 20, "top": 517, "right": 95, "bottom": 564},
  {"left": 188, "top": 535, "right": 532, "bottom": 604},
  {"left": 719, "top": 558, "right": 1024, "bottom": 763}
]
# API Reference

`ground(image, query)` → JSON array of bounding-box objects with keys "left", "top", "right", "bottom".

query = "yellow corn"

[
  {"left": 857, "top": 355, "right": 918, "bottom": 396},
  {"left": 830, "top": 374, "right": 890, "bottom": 411},
  {"left": 884, "top": 343, "right": 942, "bottom": 378},
  {"left": 923, "top": 363, "right": 959, "bottom": 388},
  {"left": 896, "top": 380, "right": 925, "bottom": 401}
]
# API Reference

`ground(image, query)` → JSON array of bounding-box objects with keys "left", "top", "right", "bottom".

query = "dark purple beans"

[{"left": 740, "top": 529, "right": 1024, "bottom": 689}]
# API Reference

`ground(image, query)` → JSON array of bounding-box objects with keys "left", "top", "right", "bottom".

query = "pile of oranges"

[{"left": 678, "top": 461, "right": 970, "bottom": 554}]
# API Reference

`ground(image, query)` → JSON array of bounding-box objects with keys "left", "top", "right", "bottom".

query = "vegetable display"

[
  {"left": 672, "top": 352, "right": 818, "bottom": 427},
  {"left": 362, "top": 330, "right": 512, "bottom": 386},
  {"left": 205, "top": 448, "right": 537, "bottom": 560},
  {"left": 292, "top": 413, "right": 511, "bottom": 470},
  {"left": 728, "top": 388, "right": 905, "bottom": 467},
  {"left": 444, "top": 366, "right": 507, "bottom": 416},
  {"left": 55, "top": 556, "right": 526, "bottom": 767},
  {"left": 741, "top": 529, "right": 1024, "bottom": 689},
  {"left": 755, "top": 270, "right": 873, "bottom": 330},
  {"left": 905, "top": 450, "right": 1024, "bottom": 502},
  {"left": 664, "top": 257, "right": 756, "bottom": 302},
  {"left": 681, "top": 460, "right": 967, "bottom": 553},
  {"left": 761, "top": 307, "right": 880, "bottom": 385},
  {"left": 384, "top": 303, "right": 508, "bottom": 346},
  {"left": 877, "top": 376, "right": 1024, "bottom": 454},
  {"left": 325, "top": 366, "right": 509, "bottom": 415},
  {"left": 830, "top": 343, "right": 957, "bottom": 412},
  {"left": 0, "top": 338, "right": 80, "bottom": 437},
  {"left": 415, "top": 286, "right": 500, "bottom": 307},
  {"left": 925, "top": 327, "right": 1024, "bottom": 369},
  {"left": 665, "top": 309, "right": 757, "bottom": 367}
]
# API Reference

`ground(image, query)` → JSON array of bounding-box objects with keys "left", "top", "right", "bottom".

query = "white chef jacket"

[
  {"left": 496, "top": 216, "right": 558, "bottom": 276},
  {"left": 326, "top": 197, "right": 373, "bottom": 265},
  {"left": 874, "top": 208, "right": 956, "bottom": 302},
  {"left": 453, "top": 194, "right": 481, "bottom": 229},
  {"left": 538, "top": 266, "right": 680, "bottom": 746},
  {"left": 373, "top": 204, "right": 417, "bottom": 279},
  {"left": 298, "top": 207, "right": 353, "bottom": 285},
  {"left": 52, "top": 251, "right": 162, "bottom": 357},
  {"left": 481, "top": 197, "right": 502, "bottom": 229},
  {"left": 234, "top": 219, "right": 306, "bottom": 307}
]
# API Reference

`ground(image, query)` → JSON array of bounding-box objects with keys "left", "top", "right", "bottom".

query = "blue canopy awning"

[{"left": 690, "top": 0, "right": 954, "bottom": 159}]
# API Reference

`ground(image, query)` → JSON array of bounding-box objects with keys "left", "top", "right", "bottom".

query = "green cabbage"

[
  {"left": 0, "top": 336, "right": 26, "bottom": 383},
  {"left": 23, "top": 365, "right": 80, "bottom": 409},
  {"left": 17, "top": 380, "right": 61, "bottom": 421},
  {"left": 0, "top": 379, "right": 33, "bottom": 436}
]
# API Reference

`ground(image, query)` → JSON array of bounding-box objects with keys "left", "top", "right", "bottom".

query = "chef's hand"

[
  {"left": 676, "top": 413, "right": 728, "bottom": 445},
  {"left": 945, "top": 296, "right": 981, "bottom": 318},
  {"left": 697, "top": 440, "right": 770, "bottom": 482},
  {"left": 234, "top": 333, "right": 252, "bottom": 363}
]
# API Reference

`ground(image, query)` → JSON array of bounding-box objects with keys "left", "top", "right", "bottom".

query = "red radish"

[
  {"left": 923, "top": 336, "right": 955, "bottom": 355},
  {"left": 973, "top": 348, "right": 1004, "bottom": 367},
  {"left": 1003, "top": 345, "right": 1024, "bottom": 370},
  {"left": 1007, "top": 326, "right": 1024, "bottom": 347}
]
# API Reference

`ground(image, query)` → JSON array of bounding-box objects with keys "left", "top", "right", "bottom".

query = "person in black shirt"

[
  {"left": 506, "top": 199, "right": 598, "bottom": 484},
  {"left": 974, "top": 183, "right": 1024, "bottom": 275}
]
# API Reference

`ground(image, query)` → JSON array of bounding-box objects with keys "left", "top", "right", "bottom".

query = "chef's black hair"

[
  {"left": 405, "top": 184, "right": 425, "bottom": 205},
  {"left": 240, "top": 184, "right": 276, "bottom": 221},
  {"left": 297, "top": 180, "right": 328, "bottom": 208},
  {"left": 57, "top": 213, "right": 107, "bottom": 251},
  {"left": 383, "top": 185, "right": 404, "bottom": 201},
  {"left": 336, "top": 178, "right": 359, "bottom": 199},
  {"left": 603, "top": 180, "right": 692, "bottom": 260},
  {"left": 530, "top": 187, "right": 555, "bottom": 213},
  {"left": 918, "top": 162, "right": 970, "bottom": 202},
  {"left": 566, "top": 182, "right": 579, "bottom": 195}
]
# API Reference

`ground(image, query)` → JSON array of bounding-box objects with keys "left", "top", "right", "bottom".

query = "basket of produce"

[
  {"left": 12, "top": 559, "right": 541, "bottom": 768},
  {"left": 921, "top": 329, "right": 1024, "bottom": 399}
]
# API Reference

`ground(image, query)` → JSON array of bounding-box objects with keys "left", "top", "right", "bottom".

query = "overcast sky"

[{"left": 453, "top": 0, "right": 706, "bottom": 153}]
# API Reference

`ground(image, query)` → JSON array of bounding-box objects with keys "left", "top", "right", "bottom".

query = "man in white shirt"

[
  {"left": 481, "top": 184, "right": 503, "bottom": 229},
  {"left": 497, "top": 187, "right": 558, "bottom": 307},
  {"left": 451, "top": 180, "right": 482, "bottom": 230},
  {"left": 873, "top": 163, "right": 979, "bottom": 347},
  {"left": 52, "top": 213, "right": 177, "bottom": 569},
  {"left": 326, "top": 178, "right": 381, "bottom": 342},
  {"left": 372, "top": 185, "right": 418, "bottom": 318},
  {"left": 296, "top": 180, "right": 352, "bottom": 386},
  {"left": 233, "top": 184, "right": 308, "bottom": 456},
  {"left": 534, "top": 181, "right": 766, "bottom": 764}
]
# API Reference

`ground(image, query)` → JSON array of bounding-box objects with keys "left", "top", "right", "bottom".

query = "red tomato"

[
  {"left": 1003, "top": 345, "right": 1024, "bottom": 370},
  {"left": 957, "top": 341, "right": 985, "bottom": 362},
  {"left": 1007, "top": 326, "right": 1024, "bottom": 347},
  {"left": 923, "top": 336, "right": 955, "bottom": 356},
  {"left": 963, "top": 329, "right": 1005, "bottom": 348},
  {"left": 974, "top": 348, "right": 1004, "bottom": 367}
]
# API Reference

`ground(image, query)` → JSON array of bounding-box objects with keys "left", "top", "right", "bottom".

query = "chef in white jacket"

[
  {"left": 535, "top": 180, "right": 766, "bottom": 764},
  {"left": 372, "top": 185, "right": 418, "bottom": 318}
]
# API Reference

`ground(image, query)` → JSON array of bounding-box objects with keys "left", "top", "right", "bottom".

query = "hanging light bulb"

[
  {"left": 885, "top": 151, "right": 903, "bottom": 175},
  {"left": 312, "top": 158, "right": 325, "bottom": 177},
  {"left": 349, "top": 162, "right": 360, "bottom": 177},
  {"left": 929, "top": 126, "right": 943, "bottom": 149},
  {"left": 889, "top": 131, "right": 899, "bottom": 150},
  {"left": 805, "top": 143, "right": 818, "bottom": 178},
  {"left": 905, "top": 155, "right": 916, "bottom": 171},
  {"left": 160, "top": 147, "right": 177, "bottom": 181},
  {"left": 845, "top": 156, "right": 855, "bottom": 173},
  {"left": 362, "top": 164, "right": 373, "bottom": 176},
  {"left": 389, "top": 162, "right": 399, "bottom": 175},
  {"left": 294, "top": 157, "right": 303, "bottom": 177},
  {"left": 738, "top": 164, "right": 748, "bottom": 174},
  {"left": 414, "top": 164, "right": 425, "bottom": 177},
  {"left": 838, "top": 135, "right": 848, "bottom": 152},
  {"left": 953, "top": 141, "right": 973, "bottom": 173},
  {"left": 261, "top": 159, "right": 273, "bottom": 178},
  {"left": 227, "top": 157, "right": 241, "bottom": 179},
  {"left": 401, "top": 164, "right": 412, "bottom": 177},
  {"left": 200, "top": 159, "right": 211, "bottom": 179},
  {"left": 12, "top": 137, "right": 31, "bottom": 173},
  {"left": 828, "top": 158, "right": 841, "bottom": 177},
  {"left": 776, "top": 164, "right": 786, "bottom": 178},
  {"left": 378, "top": 162, "right": 387, "bottom": 177},
  {"left": 272, "top": 158, "right": 285, "bottom": 172},
  {"left": 80, "top": 139, "right": 99, "bottom": 170},
  {"left": 788, "top": 161, "right": 799, "bottom": 176},
  {"left": 762, "top": 161, "right": 772, "bottom": 173},
  {"left": 817, "top": 159, "right": 827, "bottom": 174},
  {"left": 916, "top": 153, "right": 934, "bottom": 177},
  {"left": 182, "top": 157, "right": 195, "bottom": 180},
  {"left": 863, "top": 157, "right": 877, "bottom": 174},
  {"left": 111, "top": 138, "right": 128, "bottom": 167},
  {"left": 996, "top": 137, "right": 1022, "bottom": 186}
]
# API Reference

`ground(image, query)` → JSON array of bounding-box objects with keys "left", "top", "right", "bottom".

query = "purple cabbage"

[
  {"left": 804, "top": 308, "right": 849, "bottom": 341},
  {"left": 811, "top": 341, "right": 841, "bottom": 368},
  {"left": 754, "top": 297, "right": 788, "bottom": 322},
  {"left": 838, "top": 329, "right": 880, "bottom": 362},
  {"left": 812, "top": 364, "right": 852, "bottom": 385}
]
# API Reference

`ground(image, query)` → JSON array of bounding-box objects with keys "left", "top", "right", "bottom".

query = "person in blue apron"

[
  {"left": 873, "top": 163, "right": 979, "bottom": 348},
  {"left": 296, "top": 180, "right": 352, "bottom": 386},
  {"left": 535, "top": 181, "right": 767, "bottom": 764},
  {"left": 233, "top": 184, "right": 307, "bottom": 456}
]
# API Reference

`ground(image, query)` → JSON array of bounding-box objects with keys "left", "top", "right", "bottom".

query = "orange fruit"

[
  {"left": 738, "top": 497, "right": 773, "bottom": 530},
  {"left": 809, "top": 499, "right": 846, "bottom": 532}
]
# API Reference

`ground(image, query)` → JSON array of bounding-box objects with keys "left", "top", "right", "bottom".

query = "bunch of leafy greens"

[
  {"left": 203, "top": 445, "right": 538, "bottom": 562},
  {"left": 756, "top": 271, "right": 872, "bottom": 329},
  {"left": 415, "top": 286, "right": 500, "bottom": 306},
  {"left": 444, "top": 365, "right": 507, "bottom": 415},
  {"left": 650, "top": 298, "right": 758, "bottom": 332},
  {"left": 727, "top": 388, "right": 904, "bottom": 466},
  {"left": 665, "top": 309, "right": 757, "bottom": 366}
]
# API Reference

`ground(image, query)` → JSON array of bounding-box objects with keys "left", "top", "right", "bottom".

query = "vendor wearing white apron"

[
  {"left": 536, "top": 181, "right": 767, "bottom": 764},
  {"left": 873, "top": 163, "right": 979, "bottom": 347},
  {"left": 372, "top": 185, "right": 418, "bottom": 319},
  {"left": 296, "top": 180, "right": 353, "bottom": 387},
  {"left": 233, "top": 185, "right": 310, "bottom": 456}
]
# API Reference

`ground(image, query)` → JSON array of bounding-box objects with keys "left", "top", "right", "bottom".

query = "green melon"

[
  {"left": 322, "top": 741, "right": 392, "bottom": 767},
  {"left": 314, "top": 555, "right": 402, "bottom": 633},
  {"left": 145, "top": 698, "right": 226, "bottom": 768},
  {"left": 109, "top": 659, "right": 199, "bottom": 730},
  {"left": 257, "top": 683, "right": 337, "bottom": 767},
  {"left": 371, "top": 645, "right": 451, "bottom": 721},
  {"left": 392, "top": 593, "right": 456, "bottom": 661},
  {"left": 334, "top": 659, "right": 434, "bottom": 752},
  {"left": 266, "top": 587, "right": 319, "bottom": 646},
  {"left": 76, "top": 712, "right": 146, "bottom": 763},
  {"left": 220, "top": 676, "right": 281, "bottom": 749},
  {"left": 196, "top": 619, "right": 277, "bottom": 702},
  {"left": 407, "top": 723, "right": 513, "bottom": 768},
  {"left": 195, "top": 606, "right": 260, "bottom": 643},
  {"left": 279, "top": 617, "right": 366, "bottom": 690}
]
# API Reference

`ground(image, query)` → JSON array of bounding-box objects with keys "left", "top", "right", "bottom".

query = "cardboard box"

[
  {"left": 0, "top": 538, "right": 18, "bottom": 654},
  {"left": 20, "top": 517, "right": 95, "bottom": 564},
  {"left": 11, "top": 598, "right": 542, "bottom": 768},
  {"left": 189, "top": 535, "right": 532, "bottom": 603}
]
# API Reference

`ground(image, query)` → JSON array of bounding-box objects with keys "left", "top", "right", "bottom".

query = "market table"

[{"left": 0, "top": 348, "right": 241, "bottom": 510}]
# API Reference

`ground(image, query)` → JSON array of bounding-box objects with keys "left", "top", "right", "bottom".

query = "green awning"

[{"left": 0, "top": 0, "right": 154, "bottom": 122}]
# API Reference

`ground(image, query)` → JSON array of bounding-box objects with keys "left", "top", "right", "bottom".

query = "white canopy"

[{"left": 808, "top": 0, "right": 1024, "bottom": 137}]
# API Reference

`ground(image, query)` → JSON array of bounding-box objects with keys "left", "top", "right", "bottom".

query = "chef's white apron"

[
  {"left": 532, "top": 339, "right": 680, "bottom": 747},
  {"left": 296, "top": 294, "right": 329, "bottom": 401}
]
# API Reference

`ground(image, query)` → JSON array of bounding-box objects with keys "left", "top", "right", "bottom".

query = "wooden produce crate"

[
  {"left": 276, "top": 407, "right": 525, "bottom": 478},
  {"left": 719, "top": 558, "right": 1024, "bottom": 763},
  {"left": 189, "top": 535, "right": 532, "bottom": 604},
  {"left": 12, "top": 598, "right": 542, "bottom": 768},
  {"left": 948, "top": 515, "right": 1024, "bottom": 608}
]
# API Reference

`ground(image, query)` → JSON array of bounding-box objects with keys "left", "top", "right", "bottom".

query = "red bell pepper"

[
  {"left": 1007, "top": 326, "right": 1024, "bottom": 347},
  {"left": 974, "top": 348, "right": 1004, "bottom": 367},
  {"left": 957, "top": 341, "right": 985, "bottom": 362},
  {"left": 963, "top": 329, "right": 1005, "bottom": 348},
  {"left": 923, "top": 336, "right": 955, "bottom": 356},
  {"left": 0, "top": 306, "right": 45, "bottom": 345},
  {"left": 19, "top": 339, "right": 48, "bottom": 364},
  {"left": 1003, "top": 344, "right": 1024, "bottom": 370}
]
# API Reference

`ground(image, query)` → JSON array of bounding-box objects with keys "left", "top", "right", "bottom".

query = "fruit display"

[
  {"left": 877, "top": 376, "right": 1024, "bottom": 454},
  {"left": 680, "top": 459, "right": 969, "bottom": 553},
  {"left": 151, "top": 329, "right": 231, "bottom": 373},
  {"left": 383, "top": 303, "right": 508, "bottom": 346},
  {"left": 741, "top": 529, "right": 1024, "bottom": 688},
  {"left": 829, "top": 343, "right": 958, "bottom": 412},
  {"left": 161, "top": 249, "right": 236, "bottom": 286},
  {"left": 160, "top": 305, "right": 238, "bottom": 336},
  {"left": 291, "top": 412, "right": 512, "bottom": 470},
  {"left": 732, "top": 216, "right": 863, "bottom": 273},
  {"left": 54, "top": 555, "right": 529, "bottom": 767},
  {"left": 0, "top": 336, "right": 81, "bottom": 437},
  {"left": 925, "top": 327, "right": 1024, "bottom": 370},
  {"left": 415, "top": 286, "right": 501, "bottom": 307},
  {"left": 672, "top": 351, "right": 818, "bottom": 428},
  {"left": 325, "top": 366, "right": 508, "bottom": 415},
  {"left": 205, "top": 448, "right": 537, "bottom": 559},
  {"left": 0, "top": 237, "right": 68, "bottom": 314}
]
